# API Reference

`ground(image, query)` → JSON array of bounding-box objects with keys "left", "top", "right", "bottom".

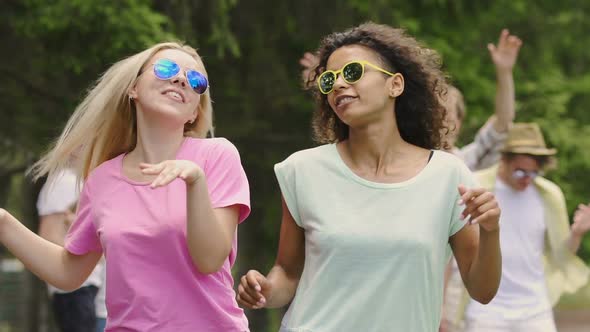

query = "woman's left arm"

[
  {"left": 449, "top": 185, "right": 501, "bottom": 304},
  {"left": 140, "top": 160, "right": 238, "bottom": 274}
]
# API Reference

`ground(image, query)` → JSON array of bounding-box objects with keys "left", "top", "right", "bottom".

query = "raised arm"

[
  {"left": 300, "top": 52, "right": 319, "bottom": 89},
  {"left": 568, "top": 203, "right": 590, "bottom": 253},
  {"left": 0, "top": 208, "right": 101, "bottom": 290},
  {"left": 237, "top": 196, "right": 305, "bottom": 309},
  {"left": 488, "top": 29, "right": 522, "bottom": 133}
]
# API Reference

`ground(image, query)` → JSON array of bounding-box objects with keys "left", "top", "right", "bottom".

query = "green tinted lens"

[
  {"left": 319, "top": 72, "right": 336, "bottom": 94},
  {"left": 342, "top": 62, "right": 363, "bottom": 83}
]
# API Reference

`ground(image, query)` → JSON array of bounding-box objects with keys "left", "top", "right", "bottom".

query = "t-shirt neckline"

[
  {"left": 118, "top": 137, "right": 190, "bottom": 186},
  {"left": 329, "top": 143, "right": 437, "bottom": 189}
]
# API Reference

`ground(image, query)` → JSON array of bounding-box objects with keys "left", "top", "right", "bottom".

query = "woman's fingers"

[
  {"left": 140, "top": 162, "right": 165, "bottom": 175},
  {"left": 470, "top": 201, "right": 499, "bottom": 224},
  {"left": 237, "top": 283, "right": 259, "bottom": 308},
  {"left": 150, "top": 166, "right": 180, "bottom": 188},
  {"left": 457, "top": 186, "right": 485, "bottom": 205},
  {"left": 237, "top": 271, "right": 268, "bottom": 309},
  {"left": 461, "top": 192, "right": 495, "bottom": 220}
]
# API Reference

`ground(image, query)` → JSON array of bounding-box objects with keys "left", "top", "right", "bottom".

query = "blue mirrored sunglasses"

[{"left": 152, "top": 58, "right": 209, "bottom": 94}]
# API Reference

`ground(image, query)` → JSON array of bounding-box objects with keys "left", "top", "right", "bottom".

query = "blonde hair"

[{"left": 31, "top": 42, "right": 213, "bottom": 181}]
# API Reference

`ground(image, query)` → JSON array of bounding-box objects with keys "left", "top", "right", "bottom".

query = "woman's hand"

[
  {"left": 140, "top": 160, "right": 204, "bottom": 188},
  {"left": 458, "top": 185, "right": 501, "bottom": 232},
  {"left": 237, "top": 270, "right": 273, "bottom": 309}
]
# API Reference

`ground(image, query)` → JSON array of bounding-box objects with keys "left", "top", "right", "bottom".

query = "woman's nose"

[
  {"left": 332, "top": 73, "right": 349, "bottom": 91},
  {"left": 172, "top": 74, "right": 187, "bottom": 88}
]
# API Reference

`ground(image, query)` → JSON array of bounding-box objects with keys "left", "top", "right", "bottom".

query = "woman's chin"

[{"left": 140, "top": 106, "right": 190, "bottom": 128}]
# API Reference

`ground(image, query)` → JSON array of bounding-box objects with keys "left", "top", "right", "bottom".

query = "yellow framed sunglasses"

[{"left": 317, "top": 60, "right": 396, "bottom": 94}]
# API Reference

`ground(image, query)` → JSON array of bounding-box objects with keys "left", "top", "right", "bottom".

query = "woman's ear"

[
  {"left": 388, "top": 73, "right": 404, "bottom": 98},
  {"left": 128, "top": 87, "right": 138, "bottom": 100}
]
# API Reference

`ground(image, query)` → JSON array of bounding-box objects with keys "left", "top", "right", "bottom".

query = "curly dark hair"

[{"left": 308, "top": 22, "right": 449, "bottom": 150}]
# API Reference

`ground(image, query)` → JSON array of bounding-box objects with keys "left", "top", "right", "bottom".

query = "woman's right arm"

[
  {"left": 38, "top": 213, "right": 69, "bottom": 246},
  {"left": 237, "top": 196, "right": 305, "bottom": 309},
  {"left": 0, "top": 208, "right": 101, "bottom": 291}
]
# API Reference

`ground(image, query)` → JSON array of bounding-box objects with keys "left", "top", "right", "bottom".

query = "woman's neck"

[
  {"left": 127, "top": 117, "right": 186, "bottom": 164},
  {"left": 345, "top": 121, "right": 415, "bottom": 168}
]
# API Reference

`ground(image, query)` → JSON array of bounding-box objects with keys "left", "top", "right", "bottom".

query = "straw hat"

[{"left": 501, "top": 123, "right": 557, "bottom": 156}]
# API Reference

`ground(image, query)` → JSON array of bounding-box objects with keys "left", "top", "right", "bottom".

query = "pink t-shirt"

[{"left": 65, "top": 137, "right": 251, "bottom": 332}]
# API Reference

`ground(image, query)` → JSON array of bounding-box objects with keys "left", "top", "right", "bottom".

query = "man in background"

[
  {"left": 37, "top": 169, "right": 105, "bottom": 332},
  {"left": 448, "top": 123, "right": 590, "bottom": 331}
]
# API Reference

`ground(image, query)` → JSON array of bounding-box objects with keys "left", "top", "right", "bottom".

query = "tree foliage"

[{"left": 1, "top": 0, "right": 590, "bottom": 330}]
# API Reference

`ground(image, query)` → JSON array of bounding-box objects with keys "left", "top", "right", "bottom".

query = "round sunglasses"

[
  {"left": 512, "top": 168, "right": 541, "bottom": 180},
  {"left": 317, "top": 60, "right": 396, "bottom": 94},
  {"left": 149, "top": 58, "right": 209, "bottom": 95}
]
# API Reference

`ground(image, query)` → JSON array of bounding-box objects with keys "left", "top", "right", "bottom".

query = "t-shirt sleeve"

[
  {"left": 449, "top": 162, "right": 479, "bottom": 237},
  {"left": 204, "top": 139, "right": 251, "bottom": 223},
  {"left": 274, "top": 157, "right": 302, "bottom": 227},
  {"left": 64, "top": 181, "right": 103, "bottom": 255}
]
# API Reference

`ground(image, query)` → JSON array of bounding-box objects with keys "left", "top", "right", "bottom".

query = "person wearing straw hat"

[
  {"left": 441, "top": 30, "right": 521, "bottom": 330},
  {"left": 446, "top": 122, "right": 590, "bottom": 331}
]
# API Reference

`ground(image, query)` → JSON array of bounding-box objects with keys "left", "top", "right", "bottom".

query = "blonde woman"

[{"left": 0, "top": 42, "right": 251, "bottom": 331}]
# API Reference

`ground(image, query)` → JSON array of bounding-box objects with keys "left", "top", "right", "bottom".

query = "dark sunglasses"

[
  {"left": 149, "top": 58, "right": 209, "bottom": 94},
  {"left": 512, "top": 168, "right": 541, "bottom": 180},
  {"left": 317, "top": 60, "right": 396, "bottom": 95}
]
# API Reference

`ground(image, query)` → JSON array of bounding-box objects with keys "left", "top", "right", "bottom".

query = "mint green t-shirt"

[{"left": 274, "top": 144, "right": 476, "bottom": 332}]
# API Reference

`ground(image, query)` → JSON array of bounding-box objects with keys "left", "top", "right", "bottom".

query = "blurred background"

[{"left": 1, "top": 0, "right": 589, "bottom": 331}]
